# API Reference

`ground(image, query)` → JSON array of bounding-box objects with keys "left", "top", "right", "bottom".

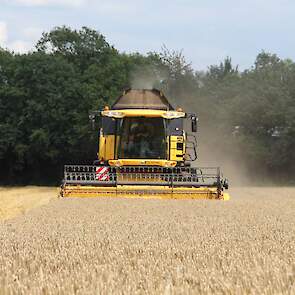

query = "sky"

[{"left": 1, "top": 0, "right": 295, "bottom": 70}]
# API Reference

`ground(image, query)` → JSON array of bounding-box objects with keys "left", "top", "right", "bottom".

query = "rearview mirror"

[
  {"left": 89, "top": 114, "right": 95, "bottom": 130},
  {"left": 89, "top": 112, "right": 101, "bottom": 130},
  {"left": 191, "top": 116, "right": 198, "bottom": 133}
]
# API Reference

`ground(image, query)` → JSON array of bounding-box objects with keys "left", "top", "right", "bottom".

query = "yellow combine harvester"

[{"left": 61, "top": 89, "right": 229, "bottom": 200}]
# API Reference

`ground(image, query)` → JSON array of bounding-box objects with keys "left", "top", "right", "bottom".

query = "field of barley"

[{"left": 0, "top": 187, "right": 295, "bottom": 294}]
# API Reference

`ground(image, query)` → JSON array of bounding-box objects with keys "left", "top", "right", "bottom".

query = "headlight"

[
  {"left": 162, "top": 111, "right": 185, "bottom": 119},
  {"left": 164, "top": 161, "right": 176, "bottom": 167},
  {"left": 101, "top": 111, "right": 125, "bottom": 118}
]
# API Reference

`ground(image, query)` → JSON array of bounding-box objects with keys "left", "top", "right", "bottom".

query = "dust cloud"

[
  {"left": 196, "top": 136, "right": 250, "bottom": 186},
  {"left": 129, "top": 70, "right": 251, "bottom": 186},
  {"left": 182, "top": 101, "right": 251, "bottom": 186},
  {"left": 130, "top": 65, "right": 168, "bottom": 90}
]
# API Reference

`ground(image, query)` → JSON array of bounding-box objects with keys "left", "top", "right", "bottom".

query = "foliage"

[{"left": 0, "top": 27, "right": 294, "bottom": 184}]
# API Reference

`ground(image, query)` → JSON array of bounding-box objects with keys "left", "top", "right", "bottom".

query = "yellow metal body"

[
  {"left": 62, "top": 99, "right": 230, "bottom": 200},
  {"left": 98, "top": 110, "right": 186, "bottom": 165},
  {"left": 99, "top": 134, "right": 116, "bottom": 160},
  {"left": 169, "top": 135, "right": 185, "bottom": 162},
  {"left": 62, "top": 185, "right": 230, "bottom": 200}
]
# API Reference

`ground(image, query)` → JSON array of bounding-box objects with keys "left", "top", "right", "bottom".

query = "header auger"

[{"left": 60, "top": 89, "right": 229, "bottom": 200}]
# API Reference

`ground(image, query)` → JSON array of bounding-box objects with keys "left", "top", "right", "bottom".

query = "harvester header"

[{"left": 61, "top": 89, "right": 229, "bottom": 200}]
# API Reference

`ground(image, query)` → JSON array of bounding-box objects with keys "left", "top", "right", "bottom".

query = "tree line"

[{"left": 0, "top": 26, "right": 294, "bottom": 184}]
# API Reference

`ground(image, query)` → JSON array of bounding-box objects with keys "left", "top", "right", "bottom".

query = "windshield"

[{"left": 118, "top": 117, "right": 166, "bottom": 159}]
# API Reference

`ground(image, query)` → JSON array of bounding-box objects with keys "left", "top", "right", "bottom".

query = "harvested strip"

[{"left": 0, "top": 187, "right": 57, "bottom": 221}]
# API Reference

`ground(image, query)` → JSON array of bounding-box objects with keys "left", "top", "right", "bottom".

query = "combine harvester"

[{"left": 61, "top": 89, "right": 229, "bottom": 200}]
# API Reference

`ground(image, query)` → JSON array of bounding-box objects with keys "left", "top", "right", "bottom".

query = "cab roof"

[{"left": 112, "top": 89, "right": 174, "bottom": 111}]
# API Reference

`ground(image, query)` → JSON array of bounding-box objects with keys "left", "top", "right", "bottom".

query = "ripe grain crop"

[{"left": 0, "top": 187, "right": 295, "bottom": 294}]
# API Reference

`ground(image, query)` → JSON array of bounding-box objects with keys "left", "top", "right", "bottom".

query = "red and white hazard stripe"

[{"left": 95, "top": 166, "right": 110, "bottom": 181}]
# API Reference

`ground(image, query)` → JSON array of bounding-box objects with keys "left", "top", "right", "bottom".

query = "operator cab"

[
  {"left": 118, "top": 117, "right": 166, "bottom": 159},
  {"left": 90, "top": 89, "right": 198, "bottom": 167}
]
